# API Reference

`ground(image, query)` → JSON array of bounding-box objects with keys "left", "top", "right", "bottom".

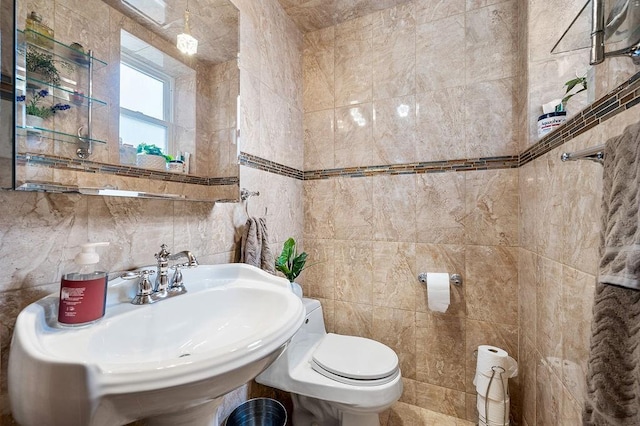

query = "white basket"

[{"left": 136, "top": 154, "right": 166, "bottom": 171}]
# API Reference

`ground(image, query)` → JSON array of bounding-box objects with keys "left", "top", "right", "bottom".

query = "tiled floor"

[{"left": 381, "top": 402, "right": 476, "bottom": 426}]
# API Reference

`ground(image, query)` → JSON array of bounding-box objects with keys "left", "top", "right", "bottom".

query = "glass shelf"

[
  {"left": 17, "top": 29, "right": 107, "bottom": 69},
  {"left": 16, "top": 125, "right": 107, "bottom": 145},
  {"left": 552, "top": 0, "right": 640, "bottom": 56},
  {"left": 16, "top": 74, "right": 107, "bottom": 108},
  {"left": 551, "top": 0, "right": 591, "bottom": 54},
  {"left": 15, "top": 181, "right": 186, "bottom": 199}
]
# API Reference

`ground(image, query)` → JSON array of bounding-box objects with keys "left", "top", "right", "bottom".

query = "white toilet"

[{"left": 256, "top": 298, "right": 403, "bottom": 426}]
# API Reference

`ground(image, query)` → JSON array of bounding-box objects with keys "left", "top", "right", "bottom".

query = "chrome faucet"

[{"left": 123, "top": 245, "right": 199, "bottom": 305}]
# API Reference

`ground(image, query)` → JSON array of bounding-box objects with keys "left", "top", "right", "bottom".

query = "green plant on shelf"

[
  {"left": 25, "top": 48, "right": 73, "bottom": 86},
  {"left": 558, "top": 75, "right": 587, "bottom": 112},
  {"left": 136, "top": 143, "right": 173, "bottom": 162},
  {"left": 17, "top": 90, "right": 71, "bottom": 119}
]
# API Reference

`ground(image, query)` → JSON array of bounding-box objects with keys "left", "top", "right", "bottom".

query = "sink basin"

[{"left": 9, "top": 264, "right": 305, "bottom": 426}]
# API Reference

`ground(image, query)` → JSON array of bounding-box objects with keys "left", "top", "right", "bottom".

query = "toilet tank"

[
  {"left": 300, "top": 298, "right": 327, "bottom": 337},
  {"left": 256, "top": 298, "right": 327, "bottom": 387}
]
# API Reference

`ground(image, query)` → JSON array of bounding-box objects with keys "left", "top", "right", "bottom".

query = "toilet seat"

[{"left": 310, "top": 333, "right": 400, "bottom": 387}]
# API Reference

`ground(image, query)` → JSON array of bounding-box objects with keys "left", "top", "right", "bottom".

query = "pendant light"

[{"left": 177, "top": 1, "right": 198, "bottom": 55}]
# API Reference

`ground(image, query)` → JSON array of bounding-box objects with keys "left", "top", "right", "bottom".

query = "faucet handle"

[
  {"left": 155, "top": 244, "right": 171, "bottom": 262},
  {"left": 168, "top": 264, "right": 187, "bottom": 295},
  {"left": 122, "top": 270, "right": 156, "bottom": 305}
]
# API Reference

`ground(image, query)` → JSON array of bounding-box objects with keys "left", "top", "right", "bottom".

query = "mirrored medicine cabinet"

[{"left": 0, "top": 0, "right": 240, "bottom": 202}]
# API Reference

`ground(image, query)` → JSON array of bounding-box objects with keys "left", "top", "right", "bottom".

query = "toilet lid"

[{"left": 311, "top": 333, "right": 399, "bottom": 384}]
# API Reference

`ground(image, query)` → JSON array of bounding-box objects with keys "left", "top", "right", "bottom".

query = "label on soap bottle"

[{"left": 58, "top": 276, "right": 108, "bottom": 325}]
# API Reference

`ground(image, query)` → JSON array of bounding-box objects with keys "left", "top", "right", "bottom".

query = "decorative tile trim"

[
  {"left": 519, "top": 70, "right": 640, "bottom": 167},
  {"left": 240, "top": 71, "right": 640, "bottom": 180},
  {"left": 240, "top": 153, "right": 518, "bottom": 180},
  {"left": 303, "top": 156, "right": 519, "bottom": 180},
  {"left": 17, "top": 154, "right": 239, "bottom": 186},
  {"left": 239, "top": 152, "right": 304, "bottom": 180}
]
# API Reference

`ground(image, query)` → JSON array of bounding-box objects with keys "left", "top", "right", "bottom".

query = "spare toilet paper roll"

[
  {"left": 475, "top": 345, "right": 518, "bottom": 379},
  {"left": 477, "top": 394, "right": 510, "bottom": 424},
  {"left": 426, "top": 272, "right": 450, "bottom": 313},
  {"left": 474, "top": 371, "right": 509, "bottom": 400}
]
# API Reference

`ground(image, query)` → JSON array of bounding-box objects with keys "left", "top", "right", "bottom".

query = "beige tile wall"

[
  {"left": 303, "top": 0, "right": 521, "bottom": 169},
  {"left": 517, "top": 1, "right": 640, "bottom": 425},
  {"left": 304, "top": 169, "right": 520, "bottom": 422},
  {"left": 517, "top": 104, "right": 640, "bottom": 425},
  {"left": 302, "top": 0, "right": 522, "bottom": 422}
]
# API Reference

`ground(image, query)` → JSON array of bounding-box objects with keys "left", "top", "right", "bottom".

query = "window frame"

[{"left": 119, "top": 54, "right": 175, "bottom": 154}]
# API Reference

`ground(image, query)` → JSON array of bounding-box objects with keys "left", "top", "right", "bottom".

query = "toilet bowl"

[{"left": 256, "top": 298, "right": 403, "bottom": 426}]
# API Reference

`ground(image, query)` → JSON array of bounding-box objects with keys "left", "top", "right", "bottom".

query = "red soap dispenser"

[{"left": 58, "top": 242, "right": 110, "bottom": 326}]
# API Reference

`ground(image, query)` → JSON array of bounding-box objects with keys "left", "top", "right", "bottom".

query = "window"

[{"left": 119, "top": 59, "right": 173, "bottom": 154}]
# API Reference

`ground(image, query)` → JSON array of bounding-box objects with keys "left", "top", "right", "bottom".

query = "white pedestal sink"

[{"left": 8, "top": 264, "right": 305, "bottom": 426}]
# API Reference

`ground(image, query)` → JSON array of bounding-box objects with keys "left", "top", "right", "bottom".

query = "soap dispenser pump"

[{"left": 58, "top": 242, "right": 110, "bottom": 326}]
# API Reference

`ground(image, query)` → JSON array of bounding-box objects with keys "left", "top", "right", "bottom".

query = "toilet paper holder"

[{"left": 417, "top": 273, "right": 463, "bottom": 286}]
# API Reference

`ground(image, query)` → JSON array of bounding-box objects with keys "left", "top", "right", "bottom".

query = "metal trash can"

[{"left": 225, "top": 398, "right": 287, "bottom": 426}]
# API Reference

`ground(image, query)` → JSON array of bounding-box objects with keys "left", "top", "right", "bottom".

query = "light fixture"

[{"left": 177, "top": 1, "right": 198, "bottom": 55}]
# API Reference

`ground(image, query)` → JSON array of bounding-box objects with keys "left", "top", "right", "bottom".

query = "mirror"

[{"left": 8, "top": 0, "right": 239, "bottom": 201}]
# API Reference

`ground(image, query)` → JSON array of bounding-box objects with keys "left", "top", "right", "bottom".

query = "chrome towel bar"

[{"left": 561, "top": 144, "right": 605, "bottom": 165}]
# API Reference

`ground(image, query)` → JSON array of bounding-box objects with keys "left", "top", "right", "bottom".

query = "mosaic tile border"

[
  {"left": 17, "top": 154, "right": 239, "bottom": 186},
  {"left": 303, "top": 156, "right": 519, "bottom": 179},
  {"left": 240, "top": 153, "right": 519, "bottom": 181},
  {"left": 238, "top": 152, "right": 304, "bottom": 180},
  {"left": 241, "top": 71, "right": 640, "bottom": 180}
]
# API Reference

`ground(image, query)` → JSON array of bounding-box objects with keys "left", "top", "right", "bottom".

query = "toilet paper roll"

[
  {"left": 426, "top": 272, "right": 450, "bottom": 313},
  {"left": 475, "top": 345, "right": 518, "bottom": 379},
  {"left": 474, "top": 372, "right": 509, "bottom": 400},
  {"left": 477, "top": 394, "right": 510, "bottom": 424}
]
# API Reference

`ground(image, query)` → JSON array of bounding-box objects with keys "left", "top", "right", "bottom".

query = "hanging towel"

[
  {"left": 584, "top": 121, "right": 640, "bottom": 425},
  {"left": 240, "top": 217, "right": 275, "bottom": 274}
]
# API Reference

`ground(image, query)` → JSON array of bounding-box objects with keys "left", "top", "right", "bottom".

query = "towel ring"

[{"left": 242, "top": 198, "right": 267, "bottom": 217}]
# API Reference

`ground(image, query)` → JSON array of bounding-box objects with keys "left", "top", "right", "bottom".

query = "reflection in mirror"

[
  {"left": 10, "top": 0, "right": 239, "bottom": 201},
  {"left": 119, "top": 30, "right": 196, "bottom": 172}
]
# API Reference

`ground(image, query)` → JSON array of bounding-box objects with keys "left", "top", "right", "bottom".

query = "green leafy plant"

[
  {"left": 17, "top": 90, "right": 71, "bottom": 119},
  {"left": 559, "top": 75, "right": 587, "bottom": 111},
  {"left": 275, "top": 238, "right": 309, "bottom": 283},
  {"left": 136, "top": 143, "right": 173, "bottom": 162},
  {"left": 25, "top": 48, "right": 72, "bottom": 86}
]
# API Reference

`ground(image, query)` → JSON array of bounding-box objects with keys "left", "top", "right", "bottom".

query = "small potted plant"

[
  {"left": 275, "top": 237, "right": 309, "bottom": 298},
  {"left": 538, "top": 74, "right": 587, "bottom": 139},
  {"left": 558, "top": 75, "right": 587, "bottom": 112},
  {"left": 25, "top": 48, "right": 72, "bottom": 86},
  {"left": 136, "top": 143, "right": 172, "bottom": 171},
  {"left": 17, "top": 89, "right": 71, "bottom": 132}
]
